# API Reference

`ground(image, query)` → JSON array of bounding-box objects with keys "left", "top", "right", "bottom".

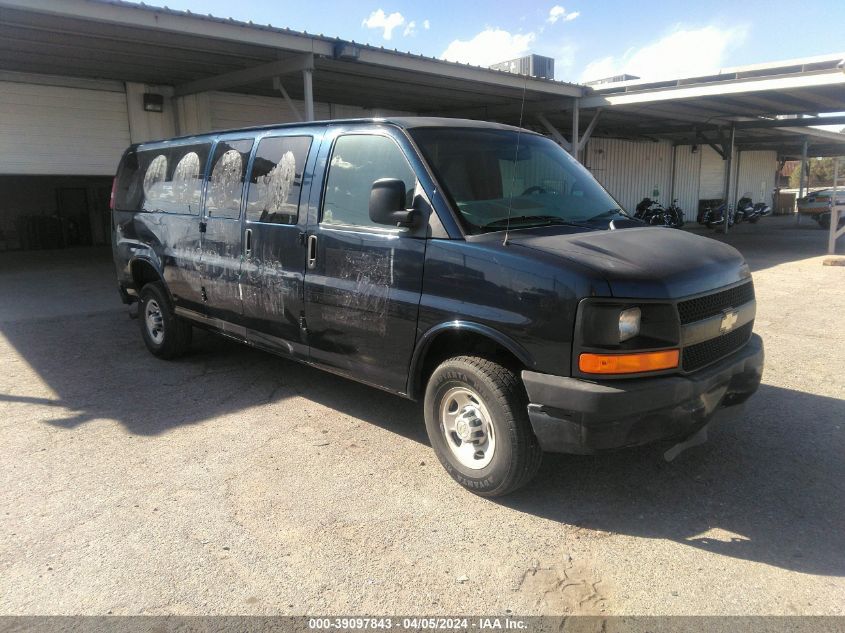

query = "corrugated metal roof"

[{"left": 85, "top": 0, "right": 582, "bottom": 90}]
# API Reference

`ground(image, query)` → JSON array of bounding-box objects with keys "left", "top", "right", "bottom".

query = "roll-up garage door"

[
  {"left": 0, "top": 81, "right": 130, "bottom": 175},
  {"left": 699, "top": 145, "right": 726, "bottom": 200}
]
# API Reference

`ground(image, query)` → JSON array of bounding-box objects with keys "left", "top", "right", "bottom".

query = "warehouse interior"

[{"left": 0, "top": 0, "right": 844, "bottom": 250}]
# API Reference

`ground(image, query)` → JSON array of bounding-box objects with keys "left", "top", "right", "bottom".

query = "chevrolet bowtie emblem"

[{"left": 720, "top": 309, "right": 739, "bottom": 334}]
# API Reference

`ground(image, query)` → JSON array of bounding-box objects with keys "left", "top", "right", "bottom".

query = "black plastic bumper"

[{"left": 522, "top": 334, "right": 764, "bottom": 454}]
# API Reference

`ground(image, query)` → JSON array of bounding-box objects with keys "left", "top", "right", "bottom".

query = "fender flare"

[
  {"left": 128, "top": 255, "right": 174, "bottom": 305},
  {"left": 406, "top": 320, "right": 534, "bottom": 399}
]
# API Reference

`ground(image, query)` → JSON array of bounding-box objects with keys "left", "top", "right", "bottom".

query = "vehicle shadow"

[
  {"left": 683, "top": 216, "right": 830, "bottom": 272},
  {"left": 0, "top": 310, "right": 427, "bottom": 445},
  {"left": 5, "top": 306, "right": 843, "bottom": 577},
  {"left": 497, "top": 383, "right": 845, "bottom": 577},
  {"left": 1, "top": 247, "right": 842, "bottom": 578}
]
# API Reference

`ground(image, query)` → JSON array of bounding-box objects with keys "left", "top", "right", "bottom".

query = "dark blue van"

[{"left": 111, "top": 117, "right": 764, "bottom": 496}]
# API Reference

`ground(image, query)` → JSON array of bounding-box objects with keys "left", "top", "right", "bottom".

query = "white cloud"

[
  {"left": 362, "top": 9, "right": 405, "bottom": 40},
  {"left": 441, "top": 28, "right": 536, "bottom": 67},
  {"left": 547, "top": 5, "right": 579, "bottom": 24},
  {"left": 581, "top": 24, "right": 748, "bottom": 82},
  {"left": 403, "top": 20, "right": 416, "bottom": 37},
  {"left": 423, "top": 19, "right": 430, "bottom": 30}
]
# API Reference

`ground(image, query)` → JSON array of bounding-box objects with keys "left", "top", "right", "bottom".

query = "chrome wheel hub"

[
  {"left": 439, "top": 386, "right": 495, "bottom": 470},
  {"left": 144, "top": 299, "right": 165, "bottom": 344}
]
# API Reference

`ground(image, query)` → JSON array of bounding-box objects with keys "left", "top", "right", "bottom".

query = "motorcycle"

[
  {"left": 663, "top": 199, "right": 685, "bottom": 228},
  {"left": 634, "top": 197, "right": 684, "bottom": 228},
  {"left": 701, "top": 201, "right": 733, "bottom": 228},
  {"left": 735, "top": 194, "right": 772, "bottom": 224}
]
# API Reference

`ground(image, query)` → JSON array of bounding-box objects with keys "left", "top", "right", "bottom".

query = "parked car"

[
  {"left": 797, "top": 188, "right": 845, "bottom": 223},
  {"left": 111, "top": 118, "right": 764, "bottom": 496},
  {"left": 815, "top": 210, "right": 845, "bottom": 230}
]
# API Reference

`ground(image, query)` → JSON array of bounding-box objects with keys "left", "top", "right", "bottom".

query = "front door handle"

[
  {"left": 307, "top": 234, "right": 317, "bottom": 269},
  {"left": 244, "top": 228, "right": 252, "bottom": 256}
]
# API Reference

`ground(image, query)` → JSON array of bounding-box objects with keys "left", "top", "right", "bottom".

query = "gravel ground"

[{"left": 0, "top": 215, "right": 843, "bottom": 616}]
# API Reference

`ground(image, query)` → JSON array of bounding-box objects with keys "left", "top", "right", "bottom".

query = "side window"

[
  {"left": 206, "top": 139, "right": 254, "bottom": 219},
  {"left": 137, "top": 143, "right": 210, "bottom": 215},
  {"left": 246, "top": 135, "right": 312, "bottom": 224},
  {"left": 322, "top": 134, "right": 416, "bottom": 227}
]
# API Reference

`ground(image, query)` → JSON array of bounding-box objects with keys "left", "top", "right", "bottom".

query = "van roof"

[{"left": 136, "top": 117, "right": 535, "bottom": 147}]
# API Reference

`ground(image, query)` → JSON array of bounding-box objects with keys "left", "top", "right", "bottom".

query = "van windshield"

[{"left": 410, "top": 128, "right": 624, "bottom": 234}]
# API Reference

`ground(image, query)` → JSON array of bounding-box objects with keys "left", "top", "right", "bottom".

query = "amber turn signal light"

[{"left": 579, "top": 349, "right": 680, "bottom": 374}]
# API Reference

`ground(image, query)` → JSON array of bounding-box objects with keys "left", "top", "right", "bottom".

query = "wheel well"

[
  {"left": 412, "top": 329, "right": 525, "bottom": 400},
  {"left": 130, "top": 260, "right": 164, "bottom": 295}
]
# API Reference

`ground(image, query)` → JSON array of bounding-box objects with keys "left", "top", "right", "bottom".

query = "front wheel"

[
  {"left": 138, "top": 282, "right": 192, "bottom": 359},
  {"left": 424, "top": 355, "right": 542, "bottom": 497}
]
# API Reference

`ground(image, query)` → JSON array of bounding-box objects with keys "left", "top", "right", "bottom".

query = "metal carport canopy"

[
  {"left": 575, "top": 55, "right": 845, "bottom": 158},
  {"left": 0, "top": 0, "right": 582, "bottom": 117}
]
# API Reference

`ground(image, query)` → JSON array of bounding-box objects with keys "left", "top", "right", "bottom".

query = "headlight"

[{"left": 618, "top": 307, "right": 641, "bottom": 342}]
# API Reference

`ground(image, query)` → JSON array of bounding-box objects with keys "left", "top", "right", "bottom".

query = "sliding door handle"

[
  {"left": 307, "top": 234, "right": 318, "bottom": 269},
  {"left": 244, "top": 228, "right": 252, "bottom": 256}
]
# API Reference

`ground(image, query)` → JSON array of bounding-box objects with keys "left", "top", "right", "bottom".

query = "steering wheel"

[{"left": 522, "top": 186, "right": 547, "bottom": 195}]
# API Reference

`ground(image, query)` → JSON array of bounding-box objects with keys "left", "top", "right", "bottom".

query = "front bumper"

[{"left": 522, "top": 334, "right": 764, "bottom": 454}]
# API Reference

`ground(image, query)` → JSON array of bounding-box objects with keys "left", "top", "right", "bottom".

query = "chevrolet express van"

[{"left": 112, "top": 118, "right": 764, "bottom": 496}]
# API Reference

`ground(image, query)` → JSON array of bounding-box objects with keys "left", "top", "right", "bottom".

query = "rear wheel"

[
  {"left": 424, "top": 355, "right": 542, "bottom": 497},
  {"left": 138, "top": 282, "right": 192, "bottom": 359}
]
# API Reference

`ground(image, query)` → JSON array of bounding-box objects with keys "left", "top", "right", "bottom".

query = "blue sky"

[{"left": 141, "top": 0, "right": 845, "bottom": 83}]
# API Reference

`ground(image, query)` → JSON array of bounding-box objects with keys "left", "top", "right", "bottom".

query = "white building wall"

[
  {"left": 125, "top": 82, "right": 177, "bottom": 143},
  {"left": 208, "top": 91, "right": 331, "bottom": 130},
  {"left": 736, "top": 150, "right": 777, "bottom": 203},
  {"left": 173, "top": 92, "right": 418, "bottom": 135},
  {"left": 671, "top": 145, "right": 701, "bottom": 219},
  {"left": 583, "top": 137, "right": 674, "bottom": 212}
]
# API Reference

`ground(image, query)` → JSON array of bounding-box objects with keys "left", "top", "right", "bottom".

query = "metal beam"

[
  {"left": 579, "top": 108, "right": 602, "bottom": 149},
  {"left": 581, "top": 70, "right": 845, "bottom": 108},
  {"left": 272, "top": 76, "right": 302, "bottom": 121},
  {"left": 795, "top": 138, "right": 810, "bottom": 224},
  {"left": 696, "top": 129, "right": 727, "bottom": 159},
  {"left": 174, "top": 54, "right": 313, "bottom": 97},
  {"left": 536, "top": 113, "right": 571, "bottom": 151},
  {"left": 732, "top": 115, "right": 845, "bottom": 130},
  {"left": 721, "top": 124, "right": 736, "bottom": 234},
  {"left": 302, "top": 66, "right": 314, "bottom": 122},
  {"left": 829, "top": 158, "right": 844, "bottom": 254},
  {"left": 571, "top": 99, "right": 580, "bottom": 161}
]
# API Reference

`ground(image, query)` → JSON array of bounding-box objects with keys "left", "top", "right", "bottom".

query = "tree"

[{"left": 789, "top": 158, "right": 836, "bottom": 189}]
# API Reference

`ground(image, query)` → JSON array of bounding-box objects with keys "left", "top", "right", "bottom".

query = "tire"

[
  {"left": 138, "top": 282, "right": 192, "bottom": 359},
  {"left": 749, "top": 216, "right": 759, "bottom": 224},
  {"left": 423, "top": 355, "right": 542, "bottom": 497}
]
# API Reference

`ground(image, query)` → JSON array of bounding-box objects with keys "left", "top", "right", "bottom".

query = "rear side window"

[
  {"left": 246, "top": 135, "right": 312, "bottom": 224},
  {"left": 205, "top": 139, "right": 254, "bottom": 219},
  {"left": 321, "top": 134, "right": 416, "bottom": 228},
  {"left": 114, "top": 143, "right": 210, "bottom": 215}
]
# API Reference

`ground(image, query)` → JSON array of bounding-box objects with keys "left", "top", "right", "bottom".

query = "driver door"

[{"left": 303, "top": 129, "right": 427, "bottom": 393}]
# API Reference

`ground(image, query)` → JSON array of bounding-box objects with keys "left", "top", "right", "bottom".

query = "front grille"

[
  {"left": 682, "top": 321, "right": 754, "bottom": 371},
  {"left": 677, "top": 282, "right": 755, "bottom": 325}
]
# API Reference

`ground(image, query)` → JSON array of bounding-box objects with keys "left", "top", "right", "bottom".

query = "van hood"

[{"left": 502, "top": 225, "right": 751, "bottom": 299}]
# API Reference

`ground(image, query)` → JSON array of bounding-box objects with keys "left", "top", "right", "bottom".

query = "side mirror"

[{"left": 369, "top": 178, "right": 417, "bottom": 227}]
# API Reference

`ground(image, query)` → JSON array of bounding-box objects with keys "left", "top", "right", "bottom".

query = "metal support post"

[{"left": 302, "top": 67, "right": 314, "bottom": 122}]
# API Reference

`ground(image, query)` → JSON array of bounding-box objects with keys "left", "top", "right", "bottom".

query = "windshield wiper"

[
  {"left": 480, "top": 215, "right": 588, "bottom": 230},
  {"left": 587, "top": 208, "right": 630, "bottom": 222}
]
